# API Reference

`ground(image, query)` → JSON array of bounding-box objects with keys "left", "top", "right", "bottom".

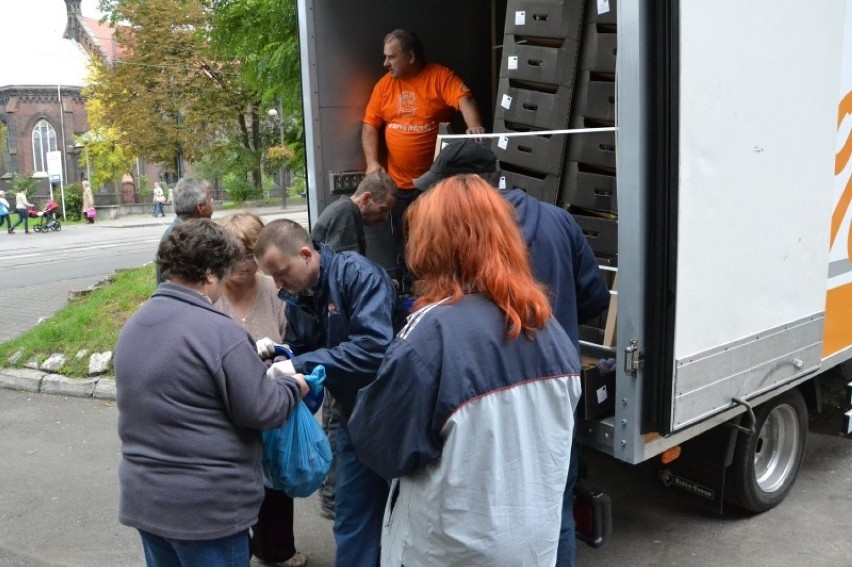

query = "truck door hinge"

[{"left": 624, "top": 339, "right": 644, "bottom": 376}]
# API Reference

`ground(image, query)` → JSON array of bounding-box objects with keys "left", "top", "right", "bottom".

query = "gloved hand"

[
  {"left": 256, "top": 337, "right": 277, "bottom": 359},
  {"left": 266, "top": 359, "right": 296, "bottom": 380}
]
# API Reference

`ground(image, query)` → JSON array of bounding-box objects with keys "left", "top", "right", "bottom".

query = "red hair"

[{"left": 405, "top": 175, "right": 552, "bottom": 339}]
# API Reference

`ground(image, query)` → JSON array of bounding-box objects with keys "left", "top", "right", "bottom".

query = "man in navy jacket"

[
  {"left": 413, "top": 140, "right": 610, "bottom": 567},
  {"left": 255, "top": 218, "right": 396, "bottom": 567}
]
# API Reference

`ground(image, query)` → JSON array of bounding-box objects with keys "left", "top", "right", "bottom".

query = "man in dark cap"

[{"left": 413, "top": 140, "right": 610, "bottom": 567}]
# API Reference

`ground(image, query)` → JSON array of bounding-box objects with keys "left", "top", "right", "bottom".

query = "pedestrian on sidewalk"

[
  {"left": 349, "top": 175, "right": 582, "bottom": 567},
  {"left": 82, "top": 180, "right": 95, "bottom": 224},
  {"left": 214, "top": 212, "right": 307, "bottom": 567},
  {"left": 152, "top": 182, "right": 166, "bottom": 217},
  {"left": 155, "top": 178, "right": 214, "bottom": 285},
  {"left": 309, "top": 170, "right": 398, "bottom": 520},
  {"left": 9, "top": 187, "right": 34, "bottom": 234},
  {"left": 255, "top": 218, "right": 396, "bottom": 567},
  {"left": 115, "top": 218, "right": 309, "bottom": 567},
  {"left": 0, "top": 191, "right": 11, "bottom": 233}
]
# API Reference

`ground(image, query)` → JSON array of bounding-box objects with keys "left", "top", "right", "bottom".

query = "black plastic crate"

[
  {"left": 505, "top": 0, "right": 585, "bottom": 39},
  {"left": 494, "top": 77, "right": 574, "bottom": 130},
  {"left": 561, "top": 161, "right": 617, "bottom": 212},
  {"left": 500, "top": 36, "right": 582, "bottom": 87},
  {"left": 492, "top": 119, "right": 567, "bottom": 176}
]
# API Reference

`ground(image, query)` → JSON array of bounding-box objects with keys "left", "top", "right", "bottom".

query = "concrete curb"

[{"left": 0, "top": 368, "right": 115, "bottom": 401}]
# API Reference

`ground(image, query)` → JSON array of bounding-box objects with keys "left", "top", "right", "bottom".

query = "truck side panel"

[{"left": 670, "top": 0, "right": 846, "bottom": 430}]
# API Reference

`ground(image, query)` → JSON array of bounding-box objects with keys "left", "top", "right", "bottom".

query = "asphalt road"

[
  {"left": 0, "top": 206, "right": 309, "bottom": 343},
  {"left": 1, "top": 371, "right": 850, "bottom": 567}
]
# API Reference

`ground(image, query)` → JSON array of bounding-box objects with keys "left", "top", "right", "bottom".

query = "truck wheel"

[{"left": 727, "top": 389, "right": 807, "bottom": 513}]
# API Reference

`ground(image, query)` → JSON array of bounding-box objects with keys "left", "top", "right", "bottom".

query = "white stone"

[
  {"left": 40, "top": 353, "right": 67, "bottom": 372},
  {"left": 7, "top": 349, "right": 24, "bottom": 365},
  {"left": 88, "top": 351, "right": 113, "bottom": 375},
  {"left": 75, "top": 349, "right": 90, "bottom": 360},
  {"left": 24, "top": 357, "right": 40, "bottom": 370}
]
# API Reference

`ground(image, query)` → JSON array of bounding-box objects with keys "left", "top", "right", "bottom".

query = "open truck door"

[{"left": 296, "top": 0, "right": 852, "bottom": 528}]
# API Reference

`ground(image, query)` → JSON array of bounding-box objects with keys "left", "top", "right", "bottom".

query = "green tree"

[
  {"left": 209, "top": 0, "right": 306, "bottom": 181},
  {"left": 75, "top": 126, "right": 135, "bottom": 192},
  {"left": 91, "top": 0, "right": 255, "bottom": 181}
]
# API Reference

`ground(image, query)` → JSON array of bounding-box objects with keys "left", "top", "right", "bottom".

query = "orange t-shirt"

[{"left": 363, "top": 63, "right": 471, "bottom": 189}]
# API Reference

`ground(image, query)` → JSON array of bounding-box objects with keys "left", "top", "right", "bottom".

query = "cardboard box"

[{"left": 579, "top": 355, "right": 616, "bottom": 420}]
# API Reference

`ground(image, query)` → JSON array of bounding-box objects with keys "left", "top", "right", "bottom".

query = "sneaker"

[
  {"left": 252, "top": 551, "right": 308, "bottom": 567},
  {"left": 319, "top": 501, "right": 335, "bottom": 520}
]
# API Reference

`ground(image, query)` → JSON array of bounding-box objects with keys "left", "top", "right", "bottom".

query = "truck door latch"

[{"left": 624, "top": 339, "right": 644, "bottom": 376}]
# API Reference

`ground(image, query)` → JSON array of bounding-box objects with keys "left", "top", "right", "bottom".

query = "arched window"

[{"left": 32, "top": 119, "right": 57, "bottom": 174}]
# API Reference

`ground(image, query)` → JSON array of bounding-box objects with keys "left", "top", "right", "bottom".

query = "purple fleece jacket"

[{"left": 114, "top": 282, "right": 301, "bottom": 540}]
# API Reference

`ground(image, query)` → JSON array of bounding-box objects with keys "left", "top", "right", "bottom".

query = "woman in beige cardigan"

[{"left": 81, "top": 180, "right": 95, "bottom": 224}]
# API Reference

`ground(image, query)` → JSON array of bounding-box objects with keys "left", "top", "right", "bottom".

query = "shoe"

[
  {"left": 319, "top": 501, "right": 335, "bottom": 520},
  {"left": 252, "top": 551, "right": 308, "bottom": 567}
]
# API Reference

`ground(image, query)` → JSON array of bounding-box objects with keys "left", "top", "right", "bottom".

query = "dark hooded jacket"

[
  {"left": 502, "top": 188, "right": 610, "bottom": 350},
  {"left": 281, "top": 243, "right": 396, "bottom": 419}
]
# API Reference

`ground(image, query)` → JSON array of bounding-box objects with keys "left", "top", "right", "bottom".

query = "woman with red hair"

[{"left": 350, "top": 174, "right": 582, "bottom": 566}]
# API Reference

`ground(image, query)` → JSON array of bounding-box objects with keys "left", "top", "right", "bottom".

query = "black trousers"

[{"left": 250, "top": 487, "right": 296, "bottom": 562}]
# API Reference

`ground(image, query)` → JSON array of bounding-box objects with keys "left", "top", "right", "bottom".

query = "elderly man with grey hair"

[{"left": 155, "top": 177, "right": 214, "bottom": 285}]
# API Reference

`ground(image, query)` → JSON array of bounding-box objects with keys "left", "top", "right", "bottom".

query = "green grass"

[{"left": 0, "top": 265, "right": 157, "bottom": 377}]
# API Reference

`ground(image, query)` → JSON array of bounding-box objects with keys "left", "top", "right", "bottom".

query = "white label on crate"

[
  {"left": 597, "top": 0, "right": 610, "bottom": 15},
  {"left": 499, "top": 176, "right": 507, "bottom": 189},
  {"left": 596, "top": 385, "right": 608, "bottom": 404},
  {"left": 507, "top": 55, "right": 518, "bottom": 70},
  {"left": 515, "top": 11, "right": 526, "bottom": 25},
  {"left": 497, "top": 135, "right": 509, "bottom": 150},
  {"left": 501, "top": 94, "right": 513, "bottom": 109}
]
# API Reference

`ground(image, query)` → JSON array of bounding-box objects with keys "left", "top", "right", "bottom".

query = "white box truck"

[{"left": 295, "top": 0, "right": 852, "bottom": 523}]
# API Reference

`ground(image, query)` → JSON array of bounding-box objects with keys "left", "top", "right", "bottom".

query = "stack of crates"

[
  {"left": 491, "top": 0, "right": 586, "bottom": 202},
  {"left": 561, "top": 0, "right": 618, "bottom": 344}
]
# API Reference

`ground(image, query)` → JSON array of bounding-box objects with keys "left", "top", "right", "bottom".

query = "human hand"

[
  {"left": 289, "top": 373, "right": 309, "bottom": 398},
  {"left": 255, "top": 337, "right": 277, "bottom": 359},
  {"left": 465, "top": 126, "right": 487, "bottom": 142},
  {"left": 365, "top": 161, "right": 385, "bottom": 175},
  {"left": 266, "top": 358, "right": 296, "bottom": 380}
]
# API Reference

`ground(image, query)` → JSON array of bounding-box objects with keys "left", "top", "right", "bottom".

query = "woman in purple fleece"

[{"left": 114, "top": 218, "right": 308, "bottom": 567}]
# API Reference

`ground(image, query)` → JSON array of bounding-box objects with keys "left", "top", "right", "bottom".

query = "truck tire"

[{"left": 727, "top": 389, "right": 807, "bottom": 513}]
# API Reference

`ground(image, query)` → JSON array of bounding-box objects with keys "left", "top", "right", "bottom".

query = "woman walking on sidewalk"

[
  {"left": 9, "top": 187, "right": 34, "bottom": 234},
  {"left": 0, "top": 191, "right": 11, "bottom": 233},
  {"left": 152, "top": 182, "right": 166, "bottom": 217},
  {"left": 82, "top": 180, "right": 95, "bottom": 224}
]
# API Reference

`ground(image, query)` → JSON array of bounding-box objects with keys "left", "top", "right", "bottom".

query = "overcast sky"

[{"left": 0, "top": 0, "right": 106, "bottom": 86}]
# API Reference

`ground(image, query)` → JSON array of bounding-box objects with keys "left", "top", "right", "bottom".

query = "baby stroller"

[{"left": 32, "top": 199, "right": 61, "bottom": 232}]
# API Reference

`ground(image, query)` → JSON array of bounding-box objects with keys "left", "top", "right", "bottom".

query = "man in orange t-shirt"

[{"left": 362, "top": 29, "right": 486, "bottom": 284}]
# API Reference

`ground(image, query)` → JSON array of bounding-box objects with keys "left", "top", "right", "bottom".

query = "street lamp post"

[{"left": 267, "top": 107, "right": 287, "bottom": 208}]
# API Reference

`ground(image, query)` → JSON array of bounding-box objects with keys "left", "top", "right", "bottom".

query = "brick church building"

[{"left": 0, "top": 0, "right": 164, "bottom": 206}]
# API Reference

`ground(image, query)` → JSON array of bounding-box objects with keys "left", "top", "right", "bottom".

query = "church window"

[{"left": 32, "top": 119, "right": 58, "bottom": 174}]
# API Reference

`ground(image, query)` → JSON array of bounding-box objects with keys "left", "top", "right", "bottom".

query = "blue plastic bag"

[
  {"left": 262, "top": 365, "right": 332, "bottom": 497},
  {"left": 273, "top": 344, "right": 324, "bottom": 414}
]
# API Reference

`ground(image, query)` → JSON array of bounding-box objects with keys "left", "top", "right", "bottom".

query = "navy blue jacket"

[
  {"left": 503, "top": 189, "right": 610, "bottom": 350},
  {"left": 282, "top": 243, "right": 396, "bottom": 418}
]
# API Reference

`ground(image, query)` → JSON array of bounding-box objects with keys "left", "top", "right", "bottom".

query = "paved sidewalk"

[{"left": 90, "top": 202, "right": 308, "bottom": 229}]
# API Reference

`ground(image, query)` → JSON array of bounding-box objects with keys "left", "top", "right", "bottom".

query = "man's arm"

[
  {"left": 361, "top": 124, "right": 384, "bottom": 174},
  {"left": 459, "top": 96, "right": 486, "bottom": 135},
  {"left": 289, "top": 263, "right": 395, "bottom": 401}
]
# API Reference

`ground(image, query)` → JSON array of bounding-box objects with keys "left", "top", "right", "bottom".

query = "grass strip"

[{"left": 0, "top": 265, "right": 156, "bottom": 377}]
